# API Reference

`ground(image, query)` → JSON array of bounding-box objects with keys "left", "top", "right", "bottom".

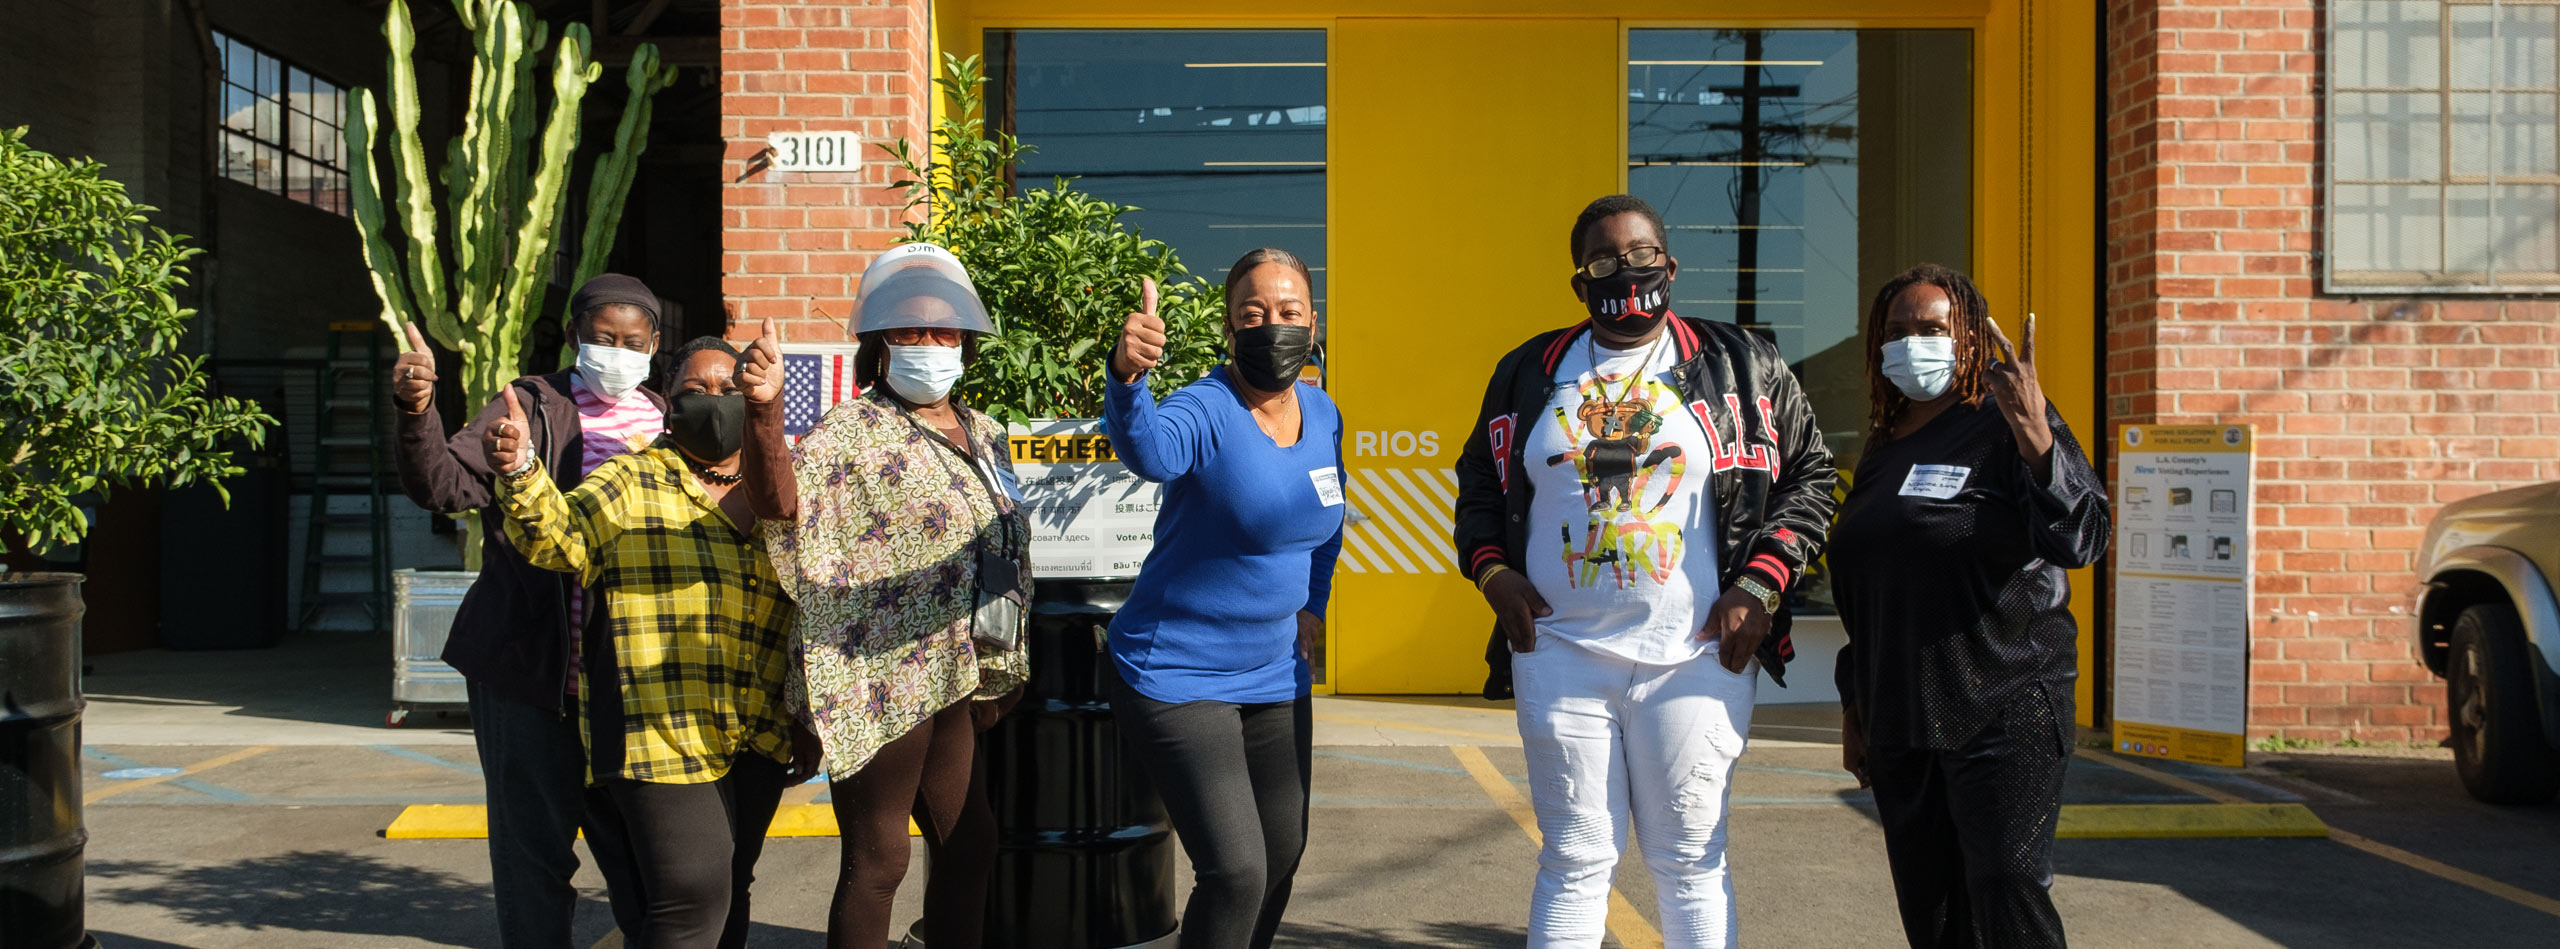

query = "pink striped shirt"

[
  {"left": 566, "top": 375, "right": 663, "bottom": 696},
  {"left": 570, "top": 375, "right": 666, "bottom": 475}
]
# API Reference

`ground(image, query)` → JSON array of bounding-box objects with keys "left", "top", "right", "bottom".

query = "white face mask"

[
  {"left": 576, "top": 343, "right": 653, "bottom": 400},
  {"left": 1880, "top": 335, "right": 1957, "bottom": 402},
  {"left": 884, "top": 344, "right": 966, "bottom": 404}
]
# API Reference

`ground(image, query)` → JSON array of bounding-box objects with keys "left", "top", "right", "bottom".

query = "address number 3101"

[{"left": 767, "top": 131, "right": 862, "bottom": 172}]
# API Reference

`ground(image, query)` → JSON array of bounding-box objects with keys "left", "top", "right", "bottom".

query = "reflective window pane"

[
  {"left": 2333, "top": 1, "right": 2443, "bottom": 90},
  {"left": 2328, "top": 1, "right": 2560, "bottom": 291},
  {"left": 2331, "top": 183, "right": 2442, "bottom": 278},
  {"left": 2493, "top": 184, "right": 2560, "bottom": 278},
  {"left": 2334, "top": 92, "right": 2442, "bottom": 181},
  {"left": 988, "top": 29, "right": 1327, "bottom": 312},
  {"left": 222, "top": 84, "right": 257, "bottom": 135},
  {"left": 2503, "top": 4, "right": 2560, "bottom": 90},
  {"left": 1631, "top": 28, "right": 1971, "bottom": 613}
]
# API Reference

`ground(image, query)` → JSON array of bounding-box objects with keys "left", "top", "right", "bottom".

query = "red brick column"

[
  {"left": 2106, "top": 0, "right": 2560, "bottom": 743},
  {"left": 720, "top": 0, "right": 932, "bottom": 340}
]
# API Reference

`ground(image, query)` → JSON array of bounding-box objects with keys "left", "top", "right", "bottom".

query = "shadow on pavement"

[
  {"left": 1274, "top": 921, "right": 1526, "bottom": 947},
  {"left": 81, "top": 934, "right": 195, "bottom": 949},
  {"left": 89, "top": 851, "right": 485, "bottom": 939}
]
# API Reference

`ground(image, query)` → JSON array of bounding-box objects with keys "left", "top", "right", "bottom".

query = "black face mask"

[
  {"left": 1580, "top": 265, "right": 1673, "bottom": 336},
  {"left": 666, "top": 392, "right": 746, "bottom": 461},
  {"left": 1229, "top": 324, "right": 1315, "bottom": 393}
]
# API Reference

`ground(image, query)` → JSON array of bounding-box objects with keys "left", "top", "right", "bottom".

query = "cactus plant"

[{"left": 343, "top": 0, "right": 673, "bottom": 566}]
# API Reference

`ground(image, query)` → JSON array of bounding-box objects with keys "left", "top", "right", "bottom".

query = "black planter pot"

[
  {"left": 979, "top": 579, "right": 1178, "bottom": 949},
  {"left": 0, "top": 573, "right": 95, "bottom": 949}
]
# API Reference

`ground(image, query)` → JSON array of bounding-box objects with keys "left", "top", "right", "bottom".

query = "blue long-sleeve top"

[{"left": 1104, "top": 365, "right": 1346, "bottom": 704}]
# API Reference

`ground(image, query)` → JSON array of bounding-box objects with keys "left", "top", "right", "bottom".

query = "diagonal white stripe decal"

[
  {"left": 1383, "top": 467, "right": 1458, "bottom": 543},
  {"left": 1351, "top": 470, "right": 1453, "bottom": 572},
  {"left": 1342, "top": 491, "right": 1424, "bottom": 574},
  {"left": 1345, "top": 475, "right": 1442, "bottom": 573}
]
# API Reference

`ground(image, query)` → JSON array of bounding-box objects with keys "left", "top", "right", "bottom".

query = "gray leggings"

[{"left": 1108, "top": 665, "right": 1313, "bottom": 949}]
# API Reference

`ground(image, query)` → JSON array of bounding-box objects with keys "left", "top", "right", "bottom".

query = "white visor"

[{"left": 853, "top": 242, "right": 994, "bottom": 336}]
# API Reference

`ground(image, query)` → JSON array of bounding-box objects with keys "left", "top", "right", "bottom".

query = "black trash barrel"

[
  {"left": 0, "top": 573, "right": 96, "bottom": 949},
  {"left": 981, "top": 579, "right": 1178, "bottom": 949}
]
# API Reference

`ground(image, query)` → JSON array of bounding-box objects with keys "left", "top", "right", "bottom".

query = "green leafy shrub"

[
  {"left": 0, "top": 127, "right": 274, "bottom": 558},
  {"left": 886, "top": 54, "right": 1225, "bottom": 425}
]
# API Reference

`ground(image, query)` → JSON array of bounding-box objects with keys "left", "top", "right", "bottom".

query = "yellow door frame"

[{"left": 933, "top": 1, "right": 2099, "bottom": 724}]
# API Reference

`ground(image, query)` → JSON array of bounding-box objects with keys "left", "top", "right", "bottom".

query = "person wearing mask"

[
  {"left": 488, "top": 335, "right": 813, "bottom": 949},
  {"left": 389, "top": 273, "right": 663, "bottom": 946},
  {"left": 1830, "top": 264, "right": 2107, "bottom": 949},
  {"left": 1451, "top": 195, "right": 1837, "bottom": 948},
  {"left": 1102, "top": 247, "right": 1344, "bottom": 949},
  {"left": 739, "top": 243, "right": 1030, "bottom": 949}
]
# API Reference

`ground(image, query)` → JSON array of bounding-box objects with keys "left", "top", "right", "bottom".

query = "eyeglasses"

[
  {"left": 883, "top": 327, "right": 964, "bottom": 346},
  {"left": 1576, "top": 245, "right": 1668, "bottom": 280}
]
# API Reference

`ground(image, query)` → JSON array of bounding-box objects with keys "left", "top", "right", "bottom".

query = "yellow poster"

[{"left": 2111, "top": 424, "right": 2254, "bottom": 768}]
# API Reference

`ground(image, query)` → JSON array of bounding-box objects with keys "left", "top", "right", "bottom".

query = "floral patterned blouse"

[{"left": 764, "top": 389, "right": 1031, "bottom": 780}]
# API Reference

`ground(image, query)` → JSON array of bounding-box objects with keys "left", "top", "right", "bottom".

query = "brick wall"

[
  {"left": 720, "top": 0, "right": 932, "bottom": 341},
  {"left": 2106, "top": 0, "right": 2560, "bottom": 743}
]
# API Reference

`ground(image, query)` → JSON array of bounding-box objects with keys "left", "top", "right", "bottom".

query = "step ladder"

[{"left": 296, "top": 321, "right": 392, "bottom": 631}]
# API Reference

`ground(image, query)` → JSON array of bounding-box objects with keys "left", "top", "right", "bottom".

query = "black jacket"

[
  {"left": 1452, "top": 316, "right": 1839, "bottom": 697},
  {"left": 395, "top": 370, "right": 669, "bottom": 711}
]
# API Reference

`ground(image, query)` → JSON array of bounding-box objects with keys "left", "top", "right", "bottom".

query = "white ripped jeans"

[{"left": 1512, "top": 633, "right": 1758, "bottom": 949}]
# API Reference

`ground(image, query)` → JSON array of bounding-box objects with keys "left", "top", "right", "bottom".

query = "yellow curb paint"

[
  {"left": 85, "top": 746, "right": 274, "bottom": 805},
  {"left": 385, "top": 803, "right": 917, "bottom": 840},
  {"left": 384, "top": 804, "right": 493, "bottom": 840},
  {"left": 1451, "top": 745, "right": 1663, "bottom": 949},
  {"left": 2055, "top": 803, "right": 2328, "bottom": 839},
  {"left": 1316, "top": 713, "right": 1521, "bottom": 744},
  {"left": 2076, "top": 748, "right": 2560, "bottom": 919}
]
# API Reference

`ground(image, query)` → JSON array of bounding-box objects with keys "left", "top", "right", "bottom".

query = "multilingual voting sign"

[
  {"left": 1008, "top": 419, "right": 1163, "bottom": 579},
  {"left": 2112, "top": 424, "right": 2255, "bottom": 768}
]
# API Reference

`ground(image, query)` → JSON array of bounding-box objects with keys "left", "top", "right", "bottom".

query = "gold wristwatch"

[{"left": 1734, "top": 576, "right": 1780, "bottom": 614}]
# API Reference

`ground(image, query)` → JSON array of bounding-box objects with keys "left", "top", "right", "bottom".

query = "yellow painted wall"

[{"left": 947, "top": 1, "right": 2101, "bottom": 719}]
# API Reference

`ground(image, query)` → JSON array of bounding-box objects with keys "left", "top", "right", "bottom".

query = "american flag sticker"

[{"left": 779, "top": 343, "right": 863, "bottom": 442}]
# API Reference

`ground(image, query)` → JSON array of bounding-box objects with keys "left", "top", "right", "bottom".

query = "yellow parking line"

[
  {"left": 385, "top": 803, "right": 913, "bottom": 840},
  {"left": 1451, "top": 745, "right": 1664, "bottom": 949},
  {"left": 2328, "top": 828, "right": 2560, "bottom": 918},
  {"left": 84, "top": 746, "right": 274, "bottom": 805},
  {"left": 2072, "top": 748, "right": 2244, "bottom": 804},
  {"left": 2076, "top": 748, "right": 2560, "bottom": 919},
  {"left": 1315, "top": 713, "right": 1521, "bottom": 744}
]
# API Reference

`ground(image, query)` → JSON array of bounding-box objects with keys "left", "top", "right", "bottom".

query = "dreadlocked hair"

[{"left": 1864, "top": 263, "right": 1997, "bottom": 442}]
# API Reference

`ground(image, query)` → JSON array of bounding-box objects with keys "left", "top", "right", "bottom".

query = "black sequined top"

[{"left": 1830, "top": 400, "right": 2110, "bottom": 751}]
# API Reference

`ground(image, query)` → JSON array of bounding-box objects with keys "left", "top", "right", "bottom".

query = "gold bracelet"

[{"left": 1473, "top": 563, "right": 1512, "bottom": 593}]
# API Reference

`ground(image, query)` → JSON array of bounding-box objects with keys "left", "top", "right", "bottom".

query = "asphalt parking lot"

[{"left": 71, "top": 690, "right": 2560, "bottom": 948}]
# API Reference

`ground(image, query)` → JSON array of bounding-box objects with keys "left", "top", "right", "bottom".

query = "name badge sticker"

[
  {"left": 1310, "top": 467, "right": 1345, "bottom": 507},
  {"left": 1899, "top": 464, "right": 1972, "bottom": 500}
]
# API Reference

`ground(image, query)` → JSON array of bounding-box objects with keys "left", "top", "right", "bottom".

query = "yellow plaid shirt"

[{"left": 499, "top": 439, "right": 798, "bottom": 785}]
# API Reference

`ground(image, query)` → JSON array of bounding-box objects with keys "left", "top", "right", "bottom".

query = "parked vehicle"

[{"left": 2416, "top": 481, "right": 2560, "bottom": 804}]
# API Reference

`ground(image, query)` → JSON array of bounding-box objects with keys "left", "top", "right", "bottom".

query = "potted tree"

[
  {"left": 1, "top": 126, "right": 274, "bottom": 949},
  {"left": 340, "top": 0, "right": 674, "bottom": 721}
]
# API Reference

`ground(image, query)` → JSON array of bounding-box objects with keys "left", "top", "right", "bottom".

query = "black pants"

[
  {"left": 1867, "top": 699, "right": 2072, "bottom": 949},
  {"left": 601, "top": 753, "right": 792, "bottom": 949},
  {"left": 467, "top": 681, "right": 647, "bottom": 948},
  {"left": 827, "top": 699, "right": 1003, "bottom": 949},
  {"left": 1110, "top": 665, "right": 1313, "bottom": 949}
]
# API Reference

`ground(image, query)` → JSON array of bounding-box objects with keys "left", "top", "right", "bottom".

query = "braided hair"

[{"left": 1863, "top": 263, "right": 1997, "bottom": 442}]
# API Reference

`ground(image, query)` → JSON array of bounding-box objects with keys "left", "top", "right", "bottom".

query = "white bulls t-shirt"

[{"left": 1522, "top": 336, "right": 1722, "bottom": 665}]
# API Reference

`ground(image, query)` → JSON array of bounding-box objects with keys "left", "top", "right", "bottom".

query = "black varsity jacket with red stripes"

[{"left": 1451, "top": 315, "right": 1840, "bottom": 698}]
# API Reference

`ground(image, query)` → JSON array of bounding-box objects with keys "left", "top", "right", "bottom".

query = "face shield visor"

[{"left": 852, "top": 242, "right": 994, "bottom": 337}]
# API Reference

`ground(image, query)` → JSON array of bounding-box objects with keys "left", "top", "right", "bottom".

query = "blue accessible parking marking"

[{"left": 101, "top": 767, "right": 185, "bottom": 780}]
